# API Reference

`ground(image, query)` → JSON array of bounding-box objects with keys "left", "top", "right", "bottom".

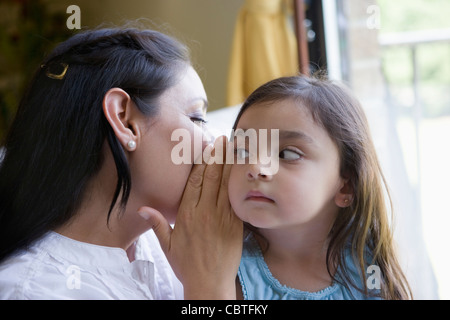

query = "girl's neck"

[
  {"left": 255, "top": 221, "right": 335, "bottom": 292},
  {"left": 258, "top": 225, "right": 328, "bottom": 262}
]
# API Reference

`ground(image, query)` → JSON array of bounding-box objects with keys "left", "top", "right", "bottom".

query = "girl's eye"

[
  {"left": 279, "top": 149, "right": 302, "bottom": 161},
  {"left": 235, "top": 148, "right": 249, "bottom": 160}
]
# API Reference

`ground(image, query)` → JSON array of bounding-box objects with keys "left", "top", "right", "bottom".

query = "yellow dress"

[{"left": 227, "top": 0, "right": 299, "bottom": 106}]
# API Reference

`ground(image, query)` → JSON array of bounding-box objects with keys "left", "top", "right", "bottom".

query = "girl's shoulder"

[{"left": 333, "top": 244, "right": 382, "bottom": 299}]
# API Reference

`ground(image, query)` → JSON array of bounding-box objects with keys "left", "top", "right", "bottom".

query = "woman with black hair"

[{"left": 0, "top": 27, "right": 242, "bottom": 299}]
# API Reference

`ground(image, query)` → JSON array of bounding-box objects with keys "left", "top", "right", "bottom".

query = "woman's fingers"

[
  {"left": 178, "top": 136, "right": 228, "bottom": 209},
  {"left": 198, "top": 137, "right": 227, "bottom": 205},
  {"left": 178, "top": 146, "right": 210, "bottom": 210},
  {"left": 139, "top": 135, "right": 242, "bottom": 299},
  {"left": 217, "top": 142, "right": 233, "bottom": 209},
  {"left": 137, "top": 206, "right": 172, "bottom": 255}
]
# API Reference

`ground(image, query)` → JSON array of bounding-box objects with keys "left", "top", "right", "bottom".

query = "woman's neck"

[{"left": 55, "top": 148, "right": 149, "bottom": 259}]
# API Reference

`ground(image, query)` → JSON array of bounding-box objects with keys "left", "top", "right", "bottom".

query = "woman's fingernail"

[{"left": 138, "top": 211, "right": 150, "bottom": 220}]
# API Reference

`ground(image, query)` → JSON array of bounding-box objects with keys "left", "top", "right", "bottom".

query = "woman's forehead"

[{"left": 158, "top": 66, "right": 207, "bottom": 111}]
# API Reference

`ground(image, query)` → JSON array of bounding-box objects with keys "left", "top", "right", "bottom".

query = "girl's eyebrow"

[
  {"left": 234, "top": 128, "right": 316, "bottom": 145},
  {"left": 278, "top": 129, "right": 316, "bottom": 145}
]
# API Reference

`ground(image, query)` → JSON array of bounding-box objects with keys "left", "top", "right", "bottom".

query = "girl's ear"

[
  {"left": 335, "top": 178, "right": 354, "bottom": 208},
  {"left": 102, "top": 88, "right": 140, "bottom": 151}
]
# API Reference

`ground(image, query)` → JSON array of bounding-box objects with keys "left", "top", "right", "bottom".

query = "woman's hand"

[{"left": 138, "top": 136, "right": 243, "bottom": 299}]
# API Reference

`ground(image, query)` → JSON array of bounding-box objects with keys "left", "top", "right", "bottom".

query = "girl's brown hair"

[{"left": 233, "top": 75, "right": 412, "bottom": 299}]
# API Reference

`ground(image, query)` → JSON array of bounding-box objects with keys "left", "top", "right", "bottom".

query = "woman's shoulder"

[
  {"left": 0, "top": 232, "right": 125, "bottom": 300},
  {"left": 0, "top": 235, "right": 61, "bottom": 299}
]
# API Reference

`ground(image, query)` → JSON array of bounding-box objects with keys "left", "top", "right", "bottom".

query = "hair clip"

[{"left": 41, "top": 62, "right": 69, "bottom": 80}]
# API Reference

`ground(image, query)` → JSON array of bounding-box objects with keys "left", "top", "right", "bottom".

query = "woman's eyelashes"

[
  {"left": 190, "top": 116, "right": 207, "bottom": 124},
  {"left": 189, "top": 111, "right": 207, "bottom": 125}
]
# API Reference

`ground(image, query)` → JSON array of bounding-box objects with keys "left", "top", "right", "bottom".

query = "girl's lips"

[{"left": 245, "top": 191, "right": 274, "bottom": 203}]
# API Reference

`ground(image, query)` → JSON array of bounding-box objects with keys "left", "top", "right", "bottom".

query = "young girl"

[{"left": 228, "top": 75, "right": 412, "bottom": 300}]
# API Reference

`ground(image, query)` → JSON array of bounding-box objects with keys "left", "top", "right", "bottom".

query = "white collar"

[{"left": 37, "top": 232, "right": 154, "bottom": 269}]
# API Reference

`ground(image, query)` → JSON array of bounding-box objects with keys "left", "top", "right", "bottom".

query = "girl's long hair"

[
  {"left": 233, "top": 75, "right": 413, "bottom": 299},
  {"left": 0, "top": 27, "right": 190, "bottom": 263}
]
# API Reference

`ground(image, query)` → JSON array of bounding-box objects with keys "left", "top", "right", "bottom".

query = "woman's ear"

[
  {"left": 102, "top": 88, "right": 139, "bottom": 151},
  {"left": 335, "top": 177, "right": 354, "bottom": 208}
]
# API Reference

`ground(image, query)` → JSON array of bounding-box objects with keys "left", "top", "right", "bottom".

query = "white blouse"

[{"left": 0, "top": 231, "right": 183, "bottom": 300}]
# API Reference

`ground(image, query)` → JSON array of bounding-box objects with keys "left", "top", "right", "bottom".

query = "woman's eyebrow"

[{"left": 189, "top": 98, "right": 209, "bottom": 113}]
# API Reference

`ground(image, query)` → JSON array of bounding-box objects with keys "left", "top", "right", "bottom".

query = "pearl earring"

[{"left": 127, "top": 140, "right": 136, "bottom": 150}]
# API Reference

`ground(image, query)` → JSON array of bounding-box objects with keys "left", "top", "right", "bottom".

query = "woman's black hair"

[{"left": 0, "top": 27, "right": 190, "bottom": 262}]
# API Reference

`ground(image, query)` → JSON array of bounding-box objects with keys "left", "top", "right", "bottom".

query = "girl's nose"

[{"left": 247, "top": 163, "right": 273, "bottom": 181}]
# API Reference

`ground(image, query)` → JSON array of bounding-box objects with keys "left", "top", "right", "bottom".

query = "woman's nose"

[{"left": 201, "top": 125, "right": 215, "bottom": 149}]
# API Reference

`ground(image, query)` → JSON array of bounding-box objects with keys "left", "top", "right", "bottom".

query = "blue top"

[{"left": 238, "top": 233, "right": 381, "bottom": 300}]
